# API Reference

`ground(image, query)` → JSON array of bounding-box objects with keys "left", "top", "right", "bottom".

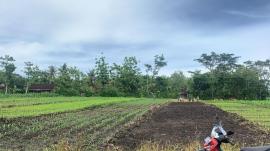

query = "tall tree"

[
  {"left": 195, "top": 52, "right": 219, "bottom": 72},
  {"left": 216, "top": 53, "right": 240, "bottom": 73},
  {"left": 144, "top": 54, "right": 167, "bottom": 96},
  {"left": 94, "top": 55, "right": 110, "bottom": 89},
  {"left": 0, "top": 55, "right": 16, "bottom": 94},
  {"left": 144, "top": 64, "right": 152, "bottom": 96},
  {"left": 195, "top": 52, "right": 240, "bottom": 98},
  {"left": 24, "top": 62, "right": 34, "bottom": 93},
  {"left": 245, "top": 60, "right": 270, "bottom": 99},
  {"left": 69, "top": 66, "right": 84, "bottom": 95},
  {"left": 112, "top": 57, "right": 141, "bottom": 96},
  {"left": 195, "top": 52, "right": 219, "bottom": 98},
  {"left": 13, "top": 74, "right": 25, "bottom": 93},
  {"left": 24, "top": 62, "right": 49, "bottom": 93},
  {"left": 153, "top": 54, "right": 167, "bottom": 77},
  {"left": 254, "top": 60, "right": 270, "bottom": 89},
  {"left": 168, "top": 71, "right": 188, "bottom": 98},
  {"left": 55, "top": 63, "right": 78, "bottom": 96},
  {"left": 47, "top": 65, "right": 57, "bottom": 84},
  {"left": 87, "top": 69, "right": 96, "bottom": 92},
  {"left": 30, "top": 65, "right": 42, "bottom": 83},
  {"left": 0, "top": 71, "right": 4, "bottom": 84}
]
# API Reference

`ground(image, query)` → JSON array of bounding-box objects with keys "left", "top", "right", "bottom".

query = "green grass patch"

[
  {"left": 0, "top": 92, "right": 60, "bottom": 98},
  {"left": 0, "top": 97, "right": 170, "bottom": 150},
  {"left": 206, "top": 100, "right": 270, "bottom": 130},
  {"left": 0, "top": 97, "right": 167, "bottom": 118}
]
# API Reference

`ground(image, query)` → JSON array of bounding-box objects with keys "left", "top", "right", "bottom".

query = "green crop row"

[
  {"left": 0, "top": 97, "right": 160, "bottom": 118},
  {"left": 0, "top": 92, "right": 60, "bottom": 98},
  {"left": 0, "top": 97, "right": 170, "bottom": 150},
  {"left": 206, "top": 100, "right": 270, "bottom": 130}
]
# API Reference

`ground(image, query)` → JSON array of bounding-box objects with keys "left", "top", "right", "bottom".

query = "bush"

[
  {"left": 81, "top": 87, "right": 94, "bottom": 97},
  {"left": 100, "top": 86, "right": 120, "bottom": 97}
]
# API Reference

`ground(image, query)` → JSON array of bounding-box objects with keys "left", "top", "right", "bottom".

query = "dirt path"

[{"left": 110, "top": 102, "right": 270, "bottom": 150}]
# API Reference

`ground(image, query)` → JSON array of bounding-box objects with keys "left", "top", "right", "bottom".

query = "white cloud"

[
  {"left": 224, "top": 10, "right": 270, "bottom": 18},
  {"left": 0, "top": 41, "right": 45, "bottom": 60},
  {"left": 0, "top": 0, "right": 269, "bottom": 75}
]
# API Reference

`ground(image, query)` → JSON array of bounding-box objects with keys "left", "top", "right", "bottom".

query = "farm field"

[
  {"left": 111, "top": 102, "right": 270, "bottom": 151},
  {"left": 0, "top": 97, "right": 149, "bottom": 118},
  {"left": 1, "top": 97, "right": 270, "bottom": 151},
  {"left": 1, "top": 0, "right": 270, "bottom": 150},
  {"left": 206, "top": 100, "right": 270, "bottom": 130},
  {"left": 0, "top": 97, "right": 170, "bottom": 150}
]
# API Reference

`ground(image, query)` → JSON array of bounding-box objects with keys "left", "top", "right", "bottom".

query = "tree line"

[
  {"left": 0, "top": 54, "right": 187, "bottom": 98},
  {"left": 191, "top": 52, "right": 270, "bottom": 100},
  {"left": 0, "top": 52, "right": 269, "bottom": 99}
]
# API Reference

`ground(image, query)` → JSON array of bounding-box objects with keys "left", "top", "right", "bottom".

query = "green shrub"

[{"left": 100, "top": 86, "right": 120, "bottom": 97}]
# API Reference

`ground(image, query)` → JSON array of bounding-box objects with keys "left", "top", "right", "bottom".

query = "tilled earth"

[{"left": 110, "top": 102, "right": 270, "bottom": 150}]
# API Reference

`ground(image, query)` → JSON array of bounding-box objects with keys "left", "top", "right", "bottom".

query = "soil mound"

[{"left": 110, "top": 102, "right": 270, "bottom": 150}]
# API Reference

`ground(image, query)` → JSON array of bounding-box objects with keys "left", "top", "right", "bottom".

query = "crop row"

[
  {"left": 0, "top": 98, "right": 169, "bottom": 150},
  {"left": 0, "top": 97, "right": 159, "bottom": 118},
  {"left": 207, "top": 100, "right": 270, "bottom": 130}
]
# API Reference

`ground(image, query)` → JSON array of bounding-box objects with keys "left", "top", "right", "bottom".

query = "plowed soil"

[{"left": 110, "top": 102, "right": 270, "bottom": 150}]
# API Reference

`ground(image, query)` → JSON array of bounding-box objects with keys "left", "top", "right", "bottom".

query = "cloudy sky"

[{"left": 0, "top": 0, "right": 270, "bottom": 75}]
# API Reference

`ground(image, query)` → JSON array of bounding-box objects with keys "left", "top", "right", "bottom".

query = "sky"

[{"left": 0, "top": 0, "right": 270, "bottom": 75}]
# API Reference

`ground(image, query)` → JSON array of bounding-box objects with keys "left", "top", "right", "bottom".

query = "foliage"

[
  {"left": 207, "top": 100, "right": 270, "bottom": 130},
  {"left": 0, "top": 55, "right": 16, "bottom": 94},
  {"left": 192, "top": 52, "right": 269, "bottom": 100},
  {"left": 168, "top": 71, "right": 188, "bottom": 98},
  {"left": 55, "top": 64, "right": 84, "bottom": 96},
  {"left": 144, "top": 54, "right": 168, "bottom": 96},
  {"left": 111, "top": 57, "right": 141, "bottom": 96},
  {"left": 0, "top": 97, "right": 168, "bottom": 118},
  {"left": 94, "top": 55, "right": 110, "bottom": 88},
  {"left": 0, "top": 52, "right": 269, "bottom": 99},
  {"left": 100, "top": 85, "right": 120, "bottom": 97}
]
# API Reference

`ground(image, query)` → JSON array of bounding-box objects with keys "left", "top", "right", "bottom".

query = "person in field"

[{"left": 203, "top": 122, "right": 233, "bottom": 151}]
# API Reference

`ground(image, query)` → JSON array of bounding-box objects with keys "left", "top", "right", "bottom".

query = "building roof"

[
  {"left": 0, "top": 84, "right": 5, "bottom": 90},
  {"left": 29, "top": 84, "right": 54, "bottom": 91}
]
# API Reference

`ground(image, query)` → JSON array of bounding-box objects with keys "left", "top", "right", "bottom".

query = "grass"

[
  {"left": 0, "top": 92, "right": 60, "bottom": 98},
  {"left": 206, "top": 100, "right": 270, "bottom": 130},
  {"left": 135, "top": 141, "right": 240, "bottom": 151},
  {"left": 0, "top": 97, "right": 160, "bottom": 118},
  {"left": 0, "top": 97, "right": 170, "bottom": 150},
  {"left": 49, "top": 141, "right": 240, "bottom": 151},
  {"left": 1, "top": 97, "right": 268, "bottom": 150}
]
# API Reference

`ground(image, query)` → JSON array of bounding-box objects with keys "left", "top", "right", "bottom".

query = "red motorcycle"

[
  {"left": 199, "top": 121, "right": 234, "bottom": 151},
  {"left": 199, "top": 121, "right": 270, "bottom": 151}
]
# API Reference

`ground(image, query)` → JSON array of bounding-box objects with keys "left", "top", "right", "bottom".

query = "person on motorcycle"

[
  {"left": 203, "top": 123, "right": 230, "bottom": 151},
  {"left": 203, "top": 137, "right": 220, "bottom": 151}
]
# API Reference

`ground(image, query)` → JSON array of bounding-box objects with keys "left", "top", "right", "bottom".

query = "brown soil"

[{"left": 110, "top": 102, "right": 270, "bottom": 150}]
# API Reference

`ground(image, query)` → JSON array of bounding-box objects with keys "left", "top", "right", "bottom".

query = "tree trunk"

[
  {"left": 211, "top": 86, "right": 214, "bottom": 99},
  {"left": 146, "top": 76, "right": 149, "bottom": 96},
  {"left": 25, "top": 83, "right": 29, "bottom": 94},
  {"left": 5, "top": 84, "right": 8, "bottom": 95},
  {"left": 210, "top": 73, "right": 214, "bottom": 99}
]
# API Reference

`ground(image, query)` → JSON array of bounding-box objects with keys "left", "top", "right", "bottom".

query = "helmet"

[{"left": 211, "top": 125, "right": 227, "bottom": 139}]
